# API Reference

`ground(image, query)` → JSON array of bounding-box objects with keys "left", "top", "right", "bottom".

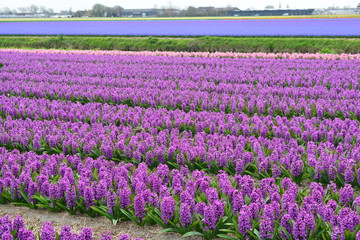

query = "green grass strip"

[{"left": 0, "top": 36, "right": 359, "bottom": 53}]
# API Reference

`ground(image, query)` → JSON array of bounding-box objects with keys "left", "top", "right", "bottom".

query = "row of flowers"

[
  {"left": 0, "top": 116, "right": 359, "bottom": 187},
  {"left": 1, "top": 95, "right": 359, "bottom": 139},
  {"left": 0, "top": 214, "right": 143, "bottom": 240},
  {"left": 1, "top": 48, "right": 360, "bottom": 60},
  {"left": 2, "top": 83, "right": 360, "bottom": 120},
  {"left": 0, "top": 149, "right": 359, "bottom": 239},
  {"left": 1, "top": 52, "right": 359, "bottom": 119},
  {"left": 4, "top": 54, "right": 359, "bottom": 92}
]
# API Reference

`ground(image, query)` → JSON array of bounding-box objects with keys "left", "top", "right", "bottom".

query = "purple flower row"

[
  {"left": 0, "top": 149, "right": 359, "bottom": 239},
  {"left": 1, "top": 95, "right": 359, "bottom": 141},
  {"left": 0, "top": 214, "right": 143, "bottom": 240},
  {"left": 2, "top": 74, "right": 359, "bottom": 119},
  {"left": 2, "top": 52, "right": 358, "bottom": 96},
  {"left": 4, "top": 55, "right": 359, "bottom": 96},
  {"left": 0, "top": 114, "right": 359, "bottom": 185},
  {"left": 1, "top": 18, "right": 359, "bottom": 36},
  {"left": 1, "top": 52, "right": 360, "bottom": 118}
]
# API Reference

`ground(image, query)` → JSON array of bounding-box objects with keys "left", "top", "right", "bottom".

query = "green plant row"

[{"left": 0, "top": 36, "right": 359, "bottom": 53}]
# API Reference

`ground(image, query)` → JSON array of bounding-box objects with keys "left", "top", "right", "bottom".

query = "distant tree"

[
  {"left": 161, "top": 1, "right": 179, "bottom": 17},
  {"left": 74, "top": 10, "right": 86, "bottom": 17},
  {"left": 112, "top": 5, "right": 124, "bottom": 17},
  {"left": 17, "top": 7, "right": 30, "bottom": 13},
  {"left": 265, "top": 5, "right": 275, "bottom": 9},
  {"left": 74, "top": 10, "right": 92, "bottom": 17},
  {"left": 39, "top": 6, "right": 47, "bottom": 13},
  {"left": 327, "top": 5, "right": 340, "bottom": 10},
  {"left": 225, "top": 4, "right": 234, "bottom": 10},
  {"left": 92, "top": 3, "right": 107, "bottom": 17},
  {"left": 39, "top": 6, "right": 54, "bottom": 14},
  {"left": 29, "top": 4, "right": 39, "bottom": 13},
  {"left": 342, "top": 5, "right": 351, "bottom": 9},
  {"left": 0, "top": 7, "right": 12, "bottom": 14},
  {"left": 185, "top": 6, "right": 197, "bottom": 16},
  {"left": 105, "top": 7, "right": 112, "bottom": 17}
]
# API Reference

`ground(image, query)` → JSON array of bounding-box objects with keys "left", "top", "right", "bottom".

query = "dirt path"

[{"left": 0, "top": 204, "right": 202, "bottom": 240}]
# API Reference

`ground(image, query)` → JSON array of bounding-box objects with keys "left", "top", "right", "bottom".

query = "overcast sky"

[{"left": 1, "top": 0, "right": 358, "bottom": 12}]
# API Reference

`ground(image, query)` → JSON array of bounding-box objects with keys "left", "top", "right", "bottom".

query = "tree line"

[{"left": 0, "top": 3, "right": 238, "bottom": 17}]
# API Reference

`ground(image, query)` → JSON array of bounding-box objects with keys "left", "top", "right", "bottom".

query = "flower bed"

[{"left": 0, "top": 50, "right": 359, "bottom": 239}]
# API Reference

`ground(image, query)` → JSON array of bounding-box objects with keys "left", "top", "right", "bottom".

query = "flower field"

[
  {"left": 0, "top": 18, "right": 359, "bottom": 36},
  {"left": 0, "top": 50, "right": 359, "bottom": 239}
]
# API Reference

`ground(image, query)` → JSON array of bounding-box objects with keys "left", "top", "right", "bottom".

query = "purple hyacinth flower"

[
  {"left": 106, "top": 191, "right": 116, "bottom": 214},
  {"left": 260, "top": 218, "right": 274, "bottom": 239},
  {"left": 100, "top": 232, "right": 112, "bottom": 240},
  {"left": 339, "top": 184, "right": 354, "bottom": 205},
  {"left": 1, "top": 231, "right": 13, "bottom": 240},
  {"left": 60, "top": 226, "right": 74, "bottom": 240},
  {"left": 118, "top": 234, "right": 130, "bottom": 240},
  {"left": 78, "top": 227, "right": 93, "bottom": 240},
  {"left": 161, "top": 196, "right": 175, "bottom": 224},
  {"left": 119, "top": 187, "right": 131, "bottom": 209},
  {"left": 203, "top": 205, "right": 216, "bottom": 231},
  {"left": 180, "top": 203, "right": 192, "bottom": 227},
  {"left": 12, "top": 215, "right": 24, "bottom": 231},
  {"left": 280, "top": 214, "right": 292, "bottom": 239},
  {"left": 17, "top": 228, "right": 35, "bottom": 240},
  {"left": 134, "top": 193, "right": 146, "bottom": 219},
  {"left": 238, "top": 209, "right": 252, "bottom": 235},
  {"left": 41, "top": 222, "right": 56, "bottom": 240},
  {"left": 195, "top": 202, "right": 206, "bottom": 216}
]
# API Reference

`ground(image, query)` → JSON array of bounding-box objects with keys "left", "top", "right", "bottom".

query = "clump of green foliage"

[{"left": 0, "top": 36, "right": 359, "bottom": 53}]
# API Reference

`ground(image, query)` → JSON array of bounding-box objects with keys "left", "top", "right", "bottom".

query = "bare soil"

[{"left": 0, "top": 204, "right": 202, "bottom": 240}]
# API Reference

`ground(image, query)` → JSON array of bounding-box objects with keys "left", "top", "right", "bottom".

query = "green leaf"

[
  {"left": 167, "top": 161, "right": 179, "bottom": 169},
  {"left": 314, "top": 229, "right": 326, "bottom": 239},
  {"left": 19, "top": 189, "right": 36, "bottom": 209},
  {"left": 148, "top": 212, "right": 165, "bottom": 227},
  {"left": 219, "top": 229, "right": 235, "bottom": 234},
  {"left": 159, "top": 228, "right": 178, "bottom": 234},
  {"left": 90, "top": 206, "right": 113, "bottom": 222},
  {"left": 244, "top": 170, "right": 258, "bottom": 178},
  {"left": 32, "top": 195, "right": 49, "bottom": 204},
  {"left": 253, "top": 229, "right": 261, "bottom": 239},
  {"left": 56, "top": 202, "right": 68, "bottom": 212},
  {"left": 51, "top": 147, "right": 63, "bottom": 154},
  {"left": 112, "top": 219, "right": 118, "bottom": 225},
  {"left": 278, "top": 225, "right": 293, "bottom": 240},
  {"left": 182, "top": 231, "right": 204, "bottom": 237},
  {"left": 247, "top": 230, "right": 259, "bottom": 239},
  {"left": 36, "top": 204, "right": 50, "bottom": 209},
  {"left": 120, "top": 209, "right": 138, "bottom": 224},
  {"left": 13, "top": 202, "right": 32, "bottom": 207},
  {"left": 216, "top": 234, "right": 238, "bottom": 240}
]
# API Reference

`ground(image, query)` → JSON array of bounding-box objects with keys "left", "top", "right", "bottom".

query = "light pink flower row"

[{"left": 1, "top": 48, "right": 360, "bottom": 60}]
